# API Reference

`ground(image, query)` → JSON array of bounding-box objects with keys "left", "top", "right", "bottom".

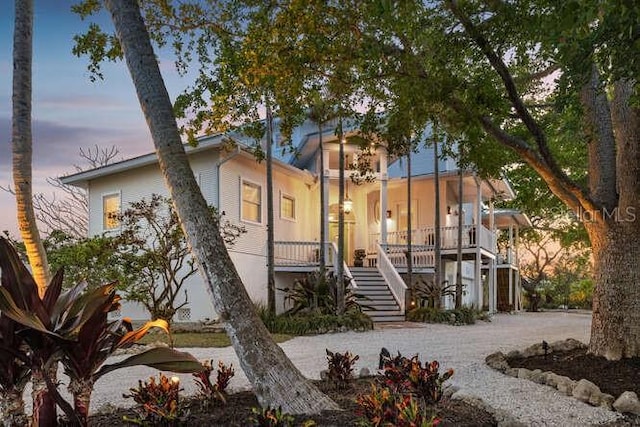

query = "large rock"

[
  {"left": 572, "top": 379, "right": 601, "bottom": 404},
  {"left": 594, "top": 393, "right": 615, "bottom": 410},
  {"left": 517, "top": 368, "right": 532, "bottom": 380},
  {"left": 550, "top": 338, "right": 587, "bottom": 353},
  {"left": 485, "top": 352, "right": 509, "bottom": 372},
  {"left": 556, "top": 376, "right": 577, "bottom": 396},
  {"left": 520, "top": 342, "right": 546, "bottom": 358},
  {"left": 613, "top": 391, "right": 640, "bottom": 415},
  {"left": 528, "top": 369, "right": 546, "bottom": 385}
]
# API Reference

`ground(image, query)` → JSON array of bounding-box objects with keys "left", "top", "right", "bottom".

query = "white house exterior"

[{"left": 61, "top": 119, "right": 529, "bottom": 322}]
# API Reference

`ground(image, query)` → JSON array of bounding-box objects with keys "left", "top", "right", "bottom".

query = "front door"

[{"left": 330, "top": 222, "right": 355, "bottom": 265}]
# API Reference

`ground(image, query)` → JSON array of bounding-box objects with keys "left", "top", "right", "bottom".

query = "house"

[{"left": 61, "top": 119, "right": 529, "bottom": 322}]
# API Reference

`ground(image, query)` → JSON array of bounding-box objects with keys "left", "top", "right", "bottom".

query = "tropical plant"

[
  {"left": 325, "top": 349, "right": 359, "bottom": 390},
  {"left": 0, "top": 237, "right": 203, "bottom": 425},
  {"left": 280, "top": 270, "right": 364, "bottom": 316},
  {"left": 379, "top": 353, "right": 453, "bottom": 406},
  {"left": 123, "top": 373, "right": 186, "bottom": 425},
  {"left": 413, "top": 277, "right": 456, "bottom": 310},
  {"left": 192, "top": 360, "right": 235, "bottom": 405},
  {"left": 356, "top": 383, "right": 440, "bottom": 427},
  {"left": 249, "top": 406, "right": 295, "bottom": 427},
  {"left": 0, "top": 313, "right": 30, "bottom": 426}
]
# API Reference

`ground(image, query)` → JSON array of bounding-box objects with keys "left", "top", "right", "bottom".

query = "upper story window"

[
  {"left": 280, "top": 193, "right": 296, "bottom": 221},
  {"left": 102, "top": 193, "right": 121, "bottom": 230},
  {"left": 241, "top": 180, "right": 261, "bottom": 223}
]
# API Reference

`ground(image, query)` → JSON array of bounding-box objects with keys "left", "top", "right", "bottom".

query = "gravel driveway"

[{"left": 28, "top": 311, "right": 622, "bottom": 425}]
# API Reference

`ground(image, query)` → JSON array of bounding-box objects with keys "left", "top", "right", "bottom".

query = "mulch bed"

[
  {"left": 507, "top": 348, "right": 640, "bottom": 426},
  {"left": 86, "top": 378, "right": 497, "bottom": 426},
  {"left": 508, "top": 348, "right": 640, "bottom": 398}
]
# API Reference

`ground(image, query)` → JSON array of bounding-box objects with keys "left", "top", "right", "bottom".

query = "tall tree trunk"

[
  {"left": 266, "top": 100, "right": 276, "bottom": 314},
  {"left": 336, "top": 118, "right": 346, "bottom": 315},
  {"left": 104, "top": 0, "right": 339, "bottom": 412},
  {"left": 318, "top": 120, "right": 326, "bottom": 273},
  {"left": 12, "top": 0, "right": 50, "bottom": 295},
  {"left": 455, "top": 166, "right": 463, "bottom": 309},
  {"left": 433, "top": 129, "right": 442, "bottom": 309},
  {"left": 31, "top": 365, "right": 56, "bottom": 427},
  {"left": 406, "top": 148, "right": 413, "bottom": 308},
  {"left": 69, "top": 378, "right": 93, "bottom": 426},
  {"left": 587, "top": 222, "right": 640, "bottom": 360}
]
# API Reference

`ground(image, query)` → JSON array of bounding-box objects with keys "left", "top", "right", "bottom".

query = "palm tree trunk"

[
  {"left": 336, "top": 118, "right": 346, "bottom": 315},
  {"left": 318, "top": 121, "right": 326, "bottom": 273},
  {"left": 12, "top": 0, "right": 50, "bottom": 295},
  {"left": 266, "top": 100, "right": 276, "bottom": 314},
  {"left": 433, "top": 128, "right": 442, "bottom": 309},
  {"left": 455, "top": 166, "right": 463, "bottom": 308},
  {"left": 406, "top": 148, "right": 413, "bottom": 308},
  {"left": 104, "top": 0, "right": 339, "bottom": 413}
]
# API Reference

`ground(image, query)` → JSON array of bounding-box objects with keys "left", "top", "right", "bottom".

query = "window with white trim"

[
  {"left": 241, "top": 180, "right": 262, "bottom": 223},
  {"left": 280, "top": 193, "right": 296, "bottom": 221},
  {"left": 102, "top": 193, "right": 121, "bottom": 230}
]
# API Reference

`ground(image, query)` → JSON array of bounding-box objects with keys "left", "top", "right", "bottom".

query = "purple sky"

[{"left": 1, "top": 1, "right": 193, "bottom": 237}]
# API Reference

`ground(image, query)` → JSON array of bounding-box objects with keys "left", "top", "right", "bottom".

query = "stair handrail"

[
  {"left": 377, "top": 243, "right": 407, "bottom": 314},
  {"left": 330, "top": 242, "right": 358, "bottom": 289}
]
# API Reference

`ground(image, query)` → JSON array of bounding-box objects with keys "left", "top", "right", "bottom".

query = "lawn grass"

[{"left": 138, "top": 331, "right": 293, "bottom": 348}]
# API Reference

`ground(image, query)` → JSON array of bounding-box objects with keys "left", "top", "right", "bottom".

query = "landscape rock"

[
  {"left": 550, "top": 338, "right": 587, "bottom": 353},
  {"left": 505, "top": 368, "right": 519, "bottom": 377},
  {"left": 358, "top": 367, "right": 371, "bottom": 378},
  {"left": 320, "top": 369, "right": 329, "bottom": 381},
  {"left": 517, "top": 368, "right": 532, "bottom": 380},
  {"left": 555, "top": 376, "right": 576, "bottom": 396},
  {"left": 442, "top": 384, "right": 459, "bottom": 399},
  {"left": 613, "top": 391, "right": 640, "bottom": 415},
  {"left": 572, "top": 379, "right": 601, "bottom": 404},
  {"left": 545, "top": 372, "right": 563, "bottom": 387},
  {"left": 520, "top": 342, "right": 546, "bottom": 358},
  {"left": 485, "top": 352, "right": 509, "bottom": 372},
  {"left": 594, "top": 393, "right": 615, "bottom": 410},
  {"left": 528, "top": 369, "right": 546, "bottom": 384}
]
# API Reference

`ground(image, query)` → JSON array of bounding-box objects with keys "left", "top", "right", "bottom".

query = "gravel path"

[{"left": 28, "top": 311, "right": 622, "bottom": 425}]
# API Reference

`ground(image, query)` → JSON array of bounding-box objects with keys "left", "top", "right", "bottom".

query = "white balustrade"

[{"left": 377, "top": 243, "right": 407, "bottom": 314}]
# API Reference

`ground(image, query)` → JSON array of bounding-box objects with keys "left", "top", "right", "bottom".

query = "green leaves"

[{"left": 95, "top": 347, "right": 203, "bottom": 380}]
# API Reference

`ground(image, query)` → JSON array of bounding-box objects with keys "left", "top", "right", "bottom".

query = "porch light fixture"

[{"left": 386, "top": 210, "right": 392, "bottom": 218}]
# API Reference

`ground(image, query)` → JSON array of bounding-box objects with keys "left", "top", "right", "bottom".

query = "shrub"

[
  {"left": 280, "top": 270, "right": 363, "bottom": 315},
  {"left": 326, "top": 349, "right": 359, "bottom": 389},
  {"left": 380, "top": 353, "right": 453, "bottom": 406},
  {"left": 406, "top": 306, "right": 489, "bottom": 325},
  {"left": 123, "top": 373, "right": 187, "bottom": 425},
  {"left": 193, "top": 360, "right": 235, "bottom": 405},
  {"left": 257, "top": 307, "right": 373, "bottom": 335},
  {"left": 249, "top": 406, "right": 295, "bottom": 427},
  {"left": 356, "top": 384, "right": 440, "bottom": 427}
]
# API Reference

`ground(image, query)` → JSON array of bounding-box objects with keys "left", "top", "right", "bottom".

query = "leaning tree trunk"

[
  {"left": 104, "top": 0, "right": 339, "bottom": 413},
  {"left": 12, "top": 0, "right": 50, "bottom": 295},
  {"left": 69, "top": 378, "right": 93, "bottom": 426},
  {"left": 31, "top": 365, "right": 56, "bottom": 427}
]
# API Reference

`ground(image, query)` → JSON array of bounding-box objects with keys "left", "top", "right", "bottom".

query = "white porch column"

[
  {"left": 488, "top": 259, "right": 495, "bottom": 312},
  {"left": 508, "top": 223, "right": 514, "bottom": 308},
  {"left": 380, "top": 146, "right": 388, "bottom": 244},
  {"left": 322, "top": 147, "right": 330, "bottom": 262},
  {"left": 515, "top": 224, "right": 520, "bottom": 310},
  {"left": 475, "top": 177, "right": 483, "bottom": 309}
]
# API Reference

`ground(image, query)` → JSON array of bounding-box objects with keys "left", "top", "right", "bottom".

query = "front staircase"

[{"left": 350, "top": 267, "right": 405, "bottom": 322}]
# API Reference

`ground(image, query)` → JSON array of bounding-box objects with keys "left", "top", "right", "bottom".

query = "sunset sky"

[{"left": 1, "top": 1, "right": 192, "bottom": 237}]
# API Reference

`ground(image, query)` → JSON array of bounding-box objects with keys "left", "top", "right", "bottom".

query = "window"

[
  {"left": 102, "top": 193, "right": 121, "bottom": 230},
  {"left": 281, "top": 194, "right": 296, "bottom": 221},
  {"left": 241, "top": 180, "right": 261, "bottom": 223}
]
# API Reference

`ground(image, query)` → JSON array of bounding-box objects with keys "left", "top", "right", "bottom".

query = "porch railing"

[
  {"left": 380, "top": 244, "right": 435, "bottom": 269},
  {"left": 377, "top": 243, "right": 407, "bottom": 314},
  {"left": 274, "top": 241, "right": 332, "bottom": 266},
  {"left": 370, "top": 224, "right": 497, "bottom": 252}
]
